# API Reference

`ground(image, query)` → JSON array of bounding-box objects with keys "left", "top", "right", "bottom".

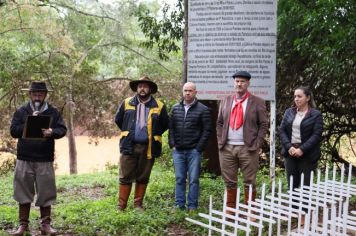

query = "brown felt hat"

[
  {"left": 129, "top": 76, "right": 158, "bottom": 94},
  {"left": 21, "top": 81, "right": 53, "bottom": 92}
]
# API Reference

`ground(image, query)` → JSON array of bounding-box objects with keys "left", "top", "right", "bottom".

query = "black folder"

[{"left": 22, "top": 115, "right": 52, "bottom": 139}]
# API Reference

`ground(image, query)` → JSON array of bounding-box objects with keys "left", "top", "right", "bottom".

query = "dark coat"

[
  {"left": 279, "top": 107, "right": 323, "bottom": 161},
  {"left": 168, "top": 99, "right": 212, "bottom": 152},
  {"left": 115, "top": 96, "right": 169, "bottom": 159},
  {"left": 10, "top": 102, "right": 67, "bottom": 162},
  {"left": 216, "top": 94, "right": 269, "bottom": 150}
]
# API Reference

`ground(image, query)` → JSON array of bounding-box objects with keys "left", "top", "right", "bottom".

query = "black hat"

[
  {"left": 232, "top": 71, "right": 251, "bottom": 80},
  {"left": 21, "top": 81, "right": 53, "bottom": 92},
  {"left": 129, "top": 76, "right": 158, "bottom": 94}
]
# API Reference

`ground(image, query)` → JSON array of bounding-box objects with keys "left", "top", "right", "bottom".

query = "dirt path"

[{"left": 55, "top": 136, "right": 119, "bottom": 175}]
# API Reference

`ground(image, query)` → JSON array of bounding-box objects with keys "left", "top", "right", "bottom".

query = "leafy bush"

[{"left": 0, "top": 154, "right": 15, "bottom": 176}]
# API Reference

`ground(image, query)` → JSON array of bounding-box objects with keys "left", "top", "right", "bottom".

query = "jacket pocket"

[
  {"left": 120, "top": 131, "right": 129, "bottom": 141},
  {"left": 153, "top": 135, "right": 162, "bottom": 143},
  {"left": 119, "top": 131, "right": 132, "bottom": 154},
  {"left": 152, "top": 135, "right": 162, "bottom": 157}
]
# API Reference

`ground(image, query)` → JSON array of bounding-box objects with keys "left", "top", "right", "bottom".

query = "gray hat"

[{"left": 232, "top": 71, "right": 251, "bottom": 80}]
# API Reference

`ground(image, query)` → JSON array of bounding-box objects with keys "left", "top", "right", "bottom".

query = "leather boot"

[
  {"left": 11, "top": 203, "right": 30, "bottom": 236},
  {"left": 244, "top": 186, "right": 257, "bottom": 222},
  {"left": 118, "top": 184, "right": 132, "bottom": 211},
  {"left": 40, "top": 206, "right": 57, "bottom": 235},
  {"left": 225, "top": 188, "right": 237, "bottom": 216},
  {"left": 133, "top": 183, "right": 147, "bottom": 211}
]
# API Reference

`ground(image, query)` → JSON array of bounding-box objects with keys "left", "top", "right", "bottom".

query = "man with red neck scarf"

[{"left": 216, "top": 71, "right": 268, "bottom": 219}]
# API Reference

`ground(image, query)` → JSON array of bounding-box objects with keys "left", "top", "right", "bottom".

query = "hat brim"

[
  {"left": 21, "top": 89, "right": 53, "bottom": 92},
  {"left": 129, "top": 80, "right": 157, "bottom": 94}
]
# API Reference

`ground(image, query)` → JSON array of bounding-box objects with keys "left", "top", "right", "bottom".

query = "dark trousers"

[
  {"left": 284, "top": 156, "right": 318, "bottom": 190},
  {"left": 119, "top": 144, "right": 155, "bottom": 185}
]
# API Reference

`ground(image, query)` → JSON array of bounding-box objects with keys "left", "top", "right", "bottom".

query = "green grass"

[
  {"left": 1, "top": 160, "right": 354, "bottom": 235},
  {"left": 0, "top": 162, "right": 227, "bottom": 235}
]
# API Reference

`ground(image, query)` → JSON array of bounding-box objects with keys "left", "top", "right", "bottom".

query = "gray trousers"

[{"left": 13, "top": 160, "right": 56, "bottom": 207}]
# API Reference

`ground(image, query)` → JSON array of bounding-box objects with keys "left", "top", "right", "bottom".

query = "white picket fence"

[{"left": 186, "top": 164, "right": 356, "bottom": 235}]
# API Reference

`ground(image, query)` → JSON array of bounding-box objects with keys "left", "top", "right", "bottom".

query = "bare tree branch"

[
  {"left": 0, "top": 90, "right": 11, "bottom": 102},
  {"left": 38, "top": 0, "right": 119, "bottom": 22},
  {"left": 0, "top": 27, "right": 33, "bottom": 35},
  {"left": 21, "top": 50, "right": 69, "bottom": 63},
  {"left": 96, "top": 42, "right": 172, "bottom": 73},
  {"left": 349, "top": 135, "right": 356, "bottom": 158},
  {"left": 92, "top": 76, "right": 129, "bottom": 84}
]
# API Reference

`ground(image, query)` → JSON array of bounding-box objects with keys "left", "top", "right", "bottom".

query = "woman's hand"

[
  {"left": 294, "top": 148, "right": 304, "bottom": 157},
  {"left": 288, "top": 147, "right": 296, "bottom": 156},
  {"left": 288, "top": 147, "right": 303, "bottom": 157}
]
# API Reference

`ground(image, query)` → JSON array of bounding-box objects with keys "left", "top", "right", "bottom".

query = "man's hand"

[
  {"left": 42, "top": 128, "right": 53, "bottom": 138},
  {"left": 32, "top": 111, "right": 40, "bottom": 116}
]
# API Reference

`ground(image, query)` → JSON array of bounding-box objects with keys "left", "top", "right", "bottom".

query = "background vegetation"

[
  {"left": 0, "top": 0, "right": 355, "bottom": 234},
  {"left": 1, "top": 0, "right": 354, "bottom": 168}
]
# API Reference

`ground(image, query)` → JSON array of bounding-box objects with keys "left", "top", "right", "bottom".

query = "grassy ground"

[
  {"left": 1, "top": 160, "right": 354, "bottom": 235},
  {"left": 0, "top": 161, "right": 229, "bottom": 236}
]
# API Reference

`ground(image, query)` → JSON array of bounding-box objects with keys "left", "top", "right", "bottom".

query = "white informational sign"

[{"left": 188, "top": 0, "right": 277, "bottom": 101}]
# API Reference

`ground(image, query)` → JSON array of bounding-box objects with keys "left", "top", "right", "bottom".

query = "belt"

[{"left": 292, "top": 143, "right": 301, "bottom": 148}]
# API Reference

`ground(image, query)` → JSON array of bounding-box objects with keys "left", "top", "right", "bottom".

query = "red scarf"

[{"left": 229, "top": 92, "right": 250, "bottom": 130}]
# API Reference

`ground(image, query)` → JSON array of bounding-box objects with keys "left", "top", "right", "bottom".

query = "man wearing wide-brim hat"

[
  {"left": 114, "top": 76, "right": 169, "bottom": 211},
  {"left": 10, "top": 81, "right": 67, "bottom": 235}
]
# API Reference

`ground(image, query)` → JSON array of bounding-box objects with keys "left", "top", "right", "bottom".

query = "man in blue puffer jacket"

[{"left": 169, "top": 82, "right": 212, "bottom": 211}]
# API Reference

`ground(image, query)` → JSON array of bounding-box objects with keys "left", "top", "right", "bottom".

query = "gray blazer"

[{"left": 216, "top": 94, "right": 268, "bottom": 151}]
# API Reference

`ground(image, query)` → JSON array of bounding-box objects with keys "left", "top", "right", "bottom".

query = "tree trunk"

[
  {"left": 201, "top": 100, "right": 220, "bottom": 175},
  {"left": 67, "top": 94, "right": 77, "bottom": 174}
]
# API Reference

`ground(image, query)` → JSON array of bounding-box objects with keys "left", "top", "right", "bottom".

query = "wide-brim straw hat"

[
  {"left": 21, "top": 81, "right": 53, "bottom": 92},
  {"left": 129, "top": 76, "right": 158, "bottom": 94}
]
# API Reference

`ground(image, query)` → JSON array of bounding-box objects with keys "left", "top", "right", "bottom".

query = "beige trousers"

[{"left": 219, "top": 144, "right": 259, "bottom": 189}]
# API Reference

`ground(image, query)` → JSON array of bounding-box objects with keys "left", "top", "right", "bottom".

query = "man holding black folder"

[{"left": 10, "top": 81, "right": 67, "bottom": 236}]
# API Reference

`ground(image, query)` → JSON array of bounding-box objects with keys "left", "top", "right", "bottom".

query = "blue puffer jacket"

[
  {"left": 279, "top": 107, "right": 323, "bottom": 161},
  {"left": 168, "top": 99, "right": 212, "bottom": 152}
]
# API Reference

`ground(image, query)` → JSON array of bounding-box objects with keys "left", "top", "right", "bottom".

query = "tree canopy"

[
  {"left": 136, "top": 0, "right": 356, "bottom": 166},
  {"left": 0, "top": 0, "right": 355, "bottom": 166}
]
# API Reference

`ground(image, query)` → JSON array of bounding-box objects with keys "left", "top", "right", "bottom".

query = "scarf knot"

[{"left": 229, "top": 92, "right": 250, "bottom": 130}]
